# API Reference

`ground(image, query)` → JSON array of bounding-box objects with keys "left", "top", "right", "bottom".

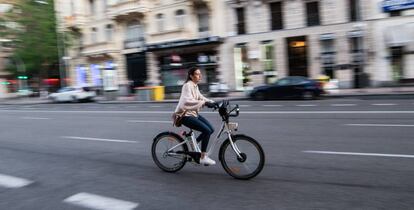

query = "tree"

[{"left": 2, "top": 0, "right": 62, "bottom": 82}]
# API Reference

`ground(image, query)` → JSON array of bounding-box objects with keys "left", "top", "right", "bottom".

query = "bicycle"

[{"left": 151, "top": 100, "right": 265, "bottom": 180}]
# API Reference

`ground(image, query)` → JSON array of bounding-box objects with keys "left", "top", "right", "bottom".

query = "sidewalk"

[{"left": 1, "top": 86, "right": 413, "bottom": 105}]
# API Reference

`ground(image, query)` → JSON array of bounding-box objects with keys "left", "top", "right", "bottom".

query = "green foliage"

[{"left": 2, "top": 0, "right": 63, "bottom": 78}]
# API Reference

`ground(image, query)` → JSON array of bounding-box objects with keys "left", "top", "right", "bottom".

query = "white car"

[{"left": 48, "top": 87, "right": 96, "bottom": 102}]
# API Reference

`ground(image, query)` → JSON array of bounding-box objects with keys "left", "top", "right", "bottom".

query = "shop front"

[{"left": 146, "top": 36, "right": 222, "bottom": 94}]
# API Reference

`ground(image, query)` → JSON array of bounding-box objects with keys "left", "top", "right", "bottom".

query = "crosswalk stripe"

[
  {"left": 0, "top": 174, "right": 33, "bottom": 188},
  {"left": 63, "top": 192, "right": 139, "bottom": 210}
]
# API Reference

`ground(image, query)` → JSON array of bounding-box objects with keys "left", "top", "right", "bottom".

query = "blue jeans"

[{"left": 181, "top": 115, "right": 214, "bottom": 152}]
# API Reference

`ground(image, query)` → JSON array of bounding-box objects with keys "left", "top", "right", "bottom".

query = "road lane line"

[
  {"left": 0, "top": 174, "right": 33, "bottom": 188},
  {"left": 345, "top": 123, "right": 414, "bottom": 127},
  {"left": 372, "top": 103, "right": 397, "bottom": 106},
  {"left": 150, "top": 105, "right": 162, "bottom": 108},
  {"left": 61, "top": 136, "right": 137, "bottom": 144},
  {"left": 303, "top": 151, "right": 414, "bottom": 158},
  {"left": 296, "top": 104, "right": 317, "bottom": 107},
  {"left": 127, "top": 120, "right": 170, "bottom": 123},
  {"left": 263, "top": 105, "right": 283, "bottom": 107},
  {"left": 63, "top": 192, "right": 139, "bottom": 210},
  {"left": 331, "top": 104, "right": 356, "bottom": 106},
  {"left": 239, "top": 105, "right": 251, "bottom": 107},
  {"left": 21, "top": 117, "right": 51, "bottom": 120}
]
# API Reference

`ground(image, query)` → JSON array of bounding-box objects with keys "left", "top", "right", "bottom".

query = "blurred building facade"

[
  {"left": 0, "top": 1, "right": 16, "bottom": 95},
  {"left": 55, "top": 0, "right": 226, "bottom": 95},
  {"left": 222, "top": 0, "right": 414, "bottom": 89},
  {"left": 56, "top": 0, "right": 414, "bottom": 94}
]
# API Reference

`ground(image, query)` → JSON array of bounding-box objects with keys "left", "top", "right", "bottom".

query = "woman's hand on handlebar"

[{"left": 205, "top": 101, "right": 219, "bottom": 109}]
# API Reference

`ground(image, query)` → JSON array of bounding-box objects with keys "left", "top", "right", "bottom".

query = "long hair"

[{"left": 185, "top": 66, "right": 199, "bottom": 83}]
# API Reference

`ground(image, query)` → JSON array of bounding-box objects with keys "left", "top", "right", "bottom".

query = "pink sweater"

[{"left": 174, "top": 81, "right": 213, "bottom": 117}]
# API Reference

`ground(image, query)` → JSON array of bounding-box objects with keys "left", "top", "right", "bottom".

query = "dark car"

[{"left": 250, "top": 76, "right": 324, "bottom": 100}]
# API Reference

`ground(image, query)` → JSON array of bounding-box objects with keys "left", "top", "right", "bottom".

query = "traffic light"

[
  {"left": 17, "top": 76, "right": 28, "bottom": 80},
  {"left": 0, "top": 81, "right": 10, "bottom": 85}
]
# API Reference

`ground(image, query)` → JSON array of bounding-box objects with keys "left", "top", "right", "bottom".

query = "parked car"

[
  {"left": 249, "top": 76, "right": 324, "bottom": 100},
  {"left": 209, "top": 82, "right": 229, "bottom": 97},
  {"left": 48, "top": 87, "right": 96, "bottom": 102}
]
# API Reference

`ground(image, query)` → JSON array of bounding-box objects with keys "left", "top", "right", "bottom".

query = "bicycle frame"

[{"left": 167, "top": 120, "right": 244, "bottom": 160}]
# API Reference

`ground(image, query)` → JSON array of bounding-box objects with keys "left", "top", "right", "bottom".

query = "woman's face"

[{"left": 190, "top": 69, "right": 202, "bottom": 84}]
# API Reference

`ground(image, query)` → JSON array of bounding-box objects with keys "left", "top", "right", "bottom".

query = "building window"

[
  {"left": 270, "top": 2, "right": 283, "bottom": 30},
  {"left": 89, "top": 0, "right": 95, "bottom": 16},
  {"left": 156, "top": 13, "right": 164, "bottom": 32},
  {"left": 91, "top": 27, "right": 97, "bottom": 43},
  {"left": 390, "top": 10, "right": 401, "bottom": 17},
  {"left": 261, "top": 41, "right": 277, "bottom": 84},
  {"left": 349, "top": 36, "right": 363, "bottom": 63},
  {"left": 126, "top": 21, "right": 143, "bottom": 40},
  {"left": 233, "top": 44, "right": 250, "bottom": 89},
  {"left": 70, "top": 0, "right": 75, "bottom": 16},
  {"left": 125, "top": 21, "right": 144, "bottom": 48},
  {"left": 106, "top": 24, "right": 113, "bottom": 41},
  {"left": 236, "top": 7, "right": 246, "bottom": 35},
  {"left": 306, "top": 1, "right": 320, "bottom": 26},
  {"left": 175, "top": 9, "right": 185, "bottom": 29},
  {"left": 197, "top": 7, "right": 209, "bottom": 32},
  {"left": 320, "top": 38, "right": 336, "bottom": 78},
  {"left": 349, "top": 0, "right": 361, "bottom": 21}
]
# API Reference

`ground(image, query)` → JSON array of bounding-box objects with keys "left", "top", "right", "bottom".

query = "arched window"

[
  {"left": 175, "top": 9, "right": 185, "bottom": 29},
  {"left": 156, "top": 13, "right": 164, "bottom": 32}
]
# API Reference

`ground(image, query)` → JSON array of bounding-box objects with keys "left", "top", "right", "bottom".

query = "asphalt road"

[{"left": 0, "top": 98, "right": 413, "bottom": 210}]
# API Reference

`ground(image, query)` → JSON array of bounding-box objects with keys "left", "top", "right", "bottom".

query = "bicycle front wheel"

[
  {"left": 219, "top": 134, "right": 265, "bottom": 180},
  {"left": 152, "top": 132, "right": 188, "bottom": 173}
]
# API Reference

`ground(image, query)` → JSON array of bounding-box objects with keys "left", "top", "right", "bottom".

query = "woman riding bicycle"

[{"left": 174, "top": 66, "right": 217, "bottom": 165}]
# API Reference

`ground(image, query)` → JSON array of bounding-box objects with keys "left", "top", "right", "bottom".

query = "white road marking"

[
  {"left": 21, "top": 117, "right": 51, "bottom": 120},
  {"left": 127, "top": 120, "right": 171, "bottom": 123},
  {"left": 0, "top": 174, "right": 33, "bottom": 188},
  {"left": 345, "top": 123, "right": 414, "bottom": 127},
  {"left": 2, "top": 110, "right": 414, "bottom": 114},
  {"left": 372, "top": 103, "right": 397, "bottom": 106},
  {"left": 61, "top": 136, "right": 137, "bottom": 144},
  {"left": 331, "top": 104, "right": 356, "bottom": 106},
  {"left": 239, "top": 105, "right": 251, "bottom": 107},
  {"left": 150, "top": 105, "right": 162, "bottom": 108},
  {"left": 63, "top": 192, "right": 139, "bottom": 210},
  {"left": 263, "top": 105, "right": 282, "bottom": 107},
  {"left": 303, "top": 150, "right": 414, "bottom": 158},
  {"left": 296, "top": 104, "right": 317, "bottom": 107}
]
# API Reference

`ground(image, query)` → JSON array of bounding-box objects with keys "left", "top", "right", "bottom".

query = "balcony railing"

[
  {"left": 107, "top": 0, "right": 150, "bottom": 20},
  {"left": 81, "top": 42, "right": 118, "bottom": 57}
]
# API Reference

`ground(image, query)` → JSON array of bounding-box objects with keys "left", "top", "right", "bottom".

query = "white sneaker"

[{"left": 200, "top": 156, "right": 216, "bottom": 166}]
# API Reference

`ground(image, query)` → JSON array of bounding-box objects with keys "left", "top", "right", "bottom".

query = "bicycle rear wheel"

[
  {"left": 152, "top": 132, "right": 188, "bottom": 173},
  {"left": 219, "top": 134, "right": 265, "bottom": 180}
]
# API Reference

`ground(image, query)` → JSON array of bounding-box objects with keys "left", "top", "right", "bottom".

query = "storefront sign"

[
  {"left": 382, "top": 0, "right": 414, "bottom": 12},
  {"left": 146, "top": 36, "right": 221, "bottom": 51}
]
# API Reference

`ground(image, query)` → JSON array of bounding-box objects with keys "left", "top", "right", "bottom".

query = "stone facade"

[
  {"left": 222, "top": 0, "right": 414, "bottom": 90},
  {"left": 56, "top": 0, "right": 414, "bottom": 94}
]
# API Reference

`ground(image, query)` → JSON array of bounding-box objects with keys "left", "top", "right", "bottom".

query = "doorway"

[{"left": 286, "top": 36, "right": 308, "bottom": 77}]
